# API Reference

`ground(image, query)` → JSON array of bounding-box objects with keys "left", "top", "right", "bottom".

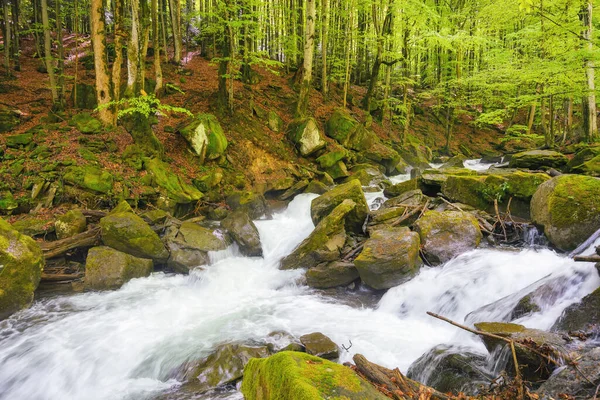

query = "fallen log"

[
  {"left": 41, "top": 272, "right": 85, "bottom": 282},
  {"left": 573, "top": 255, "right": 600, "bottom": 263},
  {"left": 40, "top": 226, "right": 101, "bottom": 259}
]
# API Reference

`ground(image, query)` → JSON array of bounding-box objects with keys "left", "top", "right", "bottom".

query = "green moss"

[
  {"left": 69, "top": 112, "right": 103, "bottom": 134},
  {"left": 63, "top": 165, "right": 114, "bottom": 194},
  {"left": 316, "top": 151, "right": 347, "bottom": 169},
  {"left": 0, "top": 191, "right": 18, "bottom": 213},
  {"left": 144, "top": 158, "right": 202, "bottom": 203},
  {"left": 6, "top": 133, "right": 33, "bottom": 148},
  {"left": 325, "top": 109, "right": 358, "bottom": 144},
  {"left": 179, "top": 113, "right": 228, "bottom": 162},
  {"left": 547, "top": 174, "right": 600, "bottom": 228},
  {"left": 474, "top": 322, "right": 526, "bottom": 335},
  {"left": 311, "top": 179, "right": 369, "bottom": 234},
  {"left": 241, "top": 351, "right": 385, "bottom": 400}
]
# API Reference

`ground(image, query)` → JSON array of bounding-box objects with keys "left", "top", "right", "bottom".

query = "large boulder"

[
  {"left": 241, "top": 351, "right": 388, "bottom": 400},
  {"left": 63, "top": 165, "right": 114, "bottom": 194},
  {"left": 440, "top": 155, "right": 467, "bottom": 169},
  {"left": 571, "top": 154, "right": 600, "bottom": 177},
  {"left": 553, "top": 286, "right": 600, "bottom": 333},
  {"left": 0, "top": 105, "right": 21, "bottom": 133},
  {"left": 299, "top": 332, "right": 339, "bottom": 359},
  {"left": 280, "top": 199, "right": 355, "bottom": 270},
  {"left": 178, "top": 343, "right": 269, "bottom": 394},
  {"left": 311, "top": 179, "right": 369, "bottom": 234},
  {"left": 225, "top": 191, "right": 267, "bottom": 220},
  {"left": 55, "top": 209, "right": 87, "bottom": 239},
  {"left": 84, "top": 246, "right": 153, "bottom": 290},
  {"left": 69, "top": 112, "right": 103, "bottom": 134},
  {"left": 177, "top": 222, "right": 229, "bottom": 252},
  {"left": 306, "top": 261, "right": 359, "bottom": 289},
  {"left": 287, "top": 118, "right": 326, "bottom": 156},
  {"left": 566, "top": 146, "right": 600, "bottom": 172},
  {"left": 509, "top": 150, "right": 568, "bottom": 170},
  {"left": 414, "top": 211, "right": 482, "bottom": 265},
  {"left": 221, "top": 211, "right": 262, "bottom": 256},
  {"left": 0, "top": 219, "right": 44, "bottom": 319},
  {"left": 100, "top": 212, "right": 169, "bottom": 261},
  {"left": 144, "top": 158, "right": 203, "bottom": 204},
  {"left": 354, "top": 226, "right": 421, "bottom": 290},
  {"left": 178, "top": 113, "right": 228, "bottom": 163},
  {"left": 166, "top": 240, "right": 209, "bottom": 274},
  {"left": 531, "top": 174, "right": 600, "bottom": 251}
]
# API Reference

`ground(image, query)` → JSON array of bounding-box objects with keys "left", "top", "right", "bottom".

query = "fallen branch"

[
  {"left": 573, "top": 255, "right": 600, "bottom": 263},
  {"left": 40, "top": 226, "right": 101, "bottom": 259}
]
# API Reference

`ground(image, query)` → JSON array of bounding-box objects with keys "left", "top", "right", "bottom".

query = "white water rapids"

[{"left": 1, "top": 170, "right": 599, "bottom": 400}]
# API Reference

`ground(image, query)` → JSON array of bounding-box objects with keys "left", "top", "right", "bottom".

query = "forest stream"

[{"left": 0, "top": 161, "right": 598, "bottom": 400}]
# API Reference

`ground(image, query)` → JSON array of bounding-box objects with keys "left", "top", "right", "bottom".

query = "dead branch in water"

[{"left": 40, "top": 226, "right": 101, "bottom": 259}]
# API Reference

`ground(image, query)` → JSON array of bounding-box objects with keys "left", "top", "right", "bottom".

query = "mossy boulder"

[
  {"left": 566, "top": 146, "right": 600, "bottom": 173},
  {"left": 354, "top": 226, "right": 421, "bottom": 290},
  {"left": 0, "top": 218, "right": 44, "bottom": 319},
  {"left": 383, "top": 178, "right": 418, "bottom": 198},
  {"left": 241, "top": 351, "right": 388, "bottom": 400},
  {"left": 325, "top": 108, "right": 359, "bottom": 144},
  {"left": 0, "top": 191, "right": 18, "bottom": 213},
  {"left": 348, "top": 164, "right": 388, "bottom": 187},
  {"left": 180, "top": 343, "right": 270, "bottom": 393},
  {"left": 226, "top": 191, "right": 267, "bottom": 219},
  {"left": 55, "top": 209, "right": 87, "bottom": 239},
  {"left": 440, "top": 155, "right": 467, "bottom": 169},
  {"left": 287, "top": 118, "right": 326, "bottom": 156},
  {"left": 70, "top": 112, "right": 103, "bottom": 134},
  {"left": 281, "top": 199, "right": 355, "bottom": 270},
  {"left": 316, "top": 151, "right": 347, "bottom": 169},
  {"left": 363, "top": 142, "right": 404, "bottom": 175},
  {"left": 0, "top": 105, "right": 21, "bottom": 133},
  {"left": 6, "top": 133, "right": 33, "bottom": 148},
  {"left": 178, "top": 222, "right": 229, "bottom": 252},
  {"left": 267, "top": 111, "right": 284, "bottom": 132},
  {"left": 496, "top": 134, "right": 544, "bottom": 153},
  {"left": 120, "top": 112, "right": 165, "bottom": 157},
  {"left": 100, "top": 212, "right": 169, "bottom": 261},
  {"left": 398, "top": 140, "right": 432, "bottom": 170},
  {"left": 414, "top": 211, "right": 482, "bottom": 265},
  {"left": 531, "top": 174, "right": 600, "bottom": 251},
  {"left": 325, "top": 161, "right": 350, "bottom": 180},
  {"left": 553, "top": 286, "right": 600, "bottom": 333},
  {"left": 63, "top": 165, "right": 114, "bottom": 194},
  {"left": 178, "top": 113, "right": 228, "bottom": 163},
  {"left": 300, "top": 332, "right": 339, "bottom": 360},
  {"left": 221, "top": 211, "right": 262, "bottom": 256},
  {"left": 311, "top": 179, "right": 369, "bottom": 234},
  {"left": 84, "top": 246, "right": 153, "bottom": 290},
  {"left": 509, "top": 150, "right": 568, "bottom": 170},
  {"left": 571, "top": 154, "right": 600, "bottom": 177},
  {"left": 306, "top": 261, "right": 359, "bottom": 289},
  {"left": 144, "top": 158, "right": 202, "bottom": 203},
  {"left": 305, "top": 180, "right": 329, "bottom": 195},
  {"left": 11, "top": 216, "right": 54, "bottom": 237}
]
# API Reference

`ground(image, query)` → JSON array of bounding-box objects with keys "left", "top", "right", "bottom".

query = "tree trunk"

[
  {"left": 582, "top": 0, "right": 597, "bottom": 142},
  {"left": 152, "top": 0, "right": 163, "bottom": 94},
  {"left": 126, "top": 0, "right": 141, "bottom": 96},
  {"left": 11, "top": 0, "right": 19, "bottom": 71},
  {"left": 169, "top": 0, "right": 181, "bottom": 63},
  {"left": 91, "top": 0, "right": 115, "bottom": 125},
  {"left": 41, "top": 0, "right": 59, "bottom": 105},
  {"left": 321, "top": 0, "right": 329, "bottom": 96},
  {"left": 112, "top": 0, "right": 124, "bottom": 103},
  {"left": 2, "top": 0, "right": 10, "bottom": 75},
  {"left": 55, "top": 0, "right": 65, "bottom": 105},
  {"left": 296, "top": 0, "right": 316, "bottom": 117}
]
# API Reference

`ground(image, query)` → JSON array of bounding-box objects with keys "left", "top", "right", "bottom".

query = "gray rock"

[
  {"left": 84, "top": 246, "right": 153, "bottom": 290},
  {"left": 299, "top": 332, "right": 339, "bottom": 360}
]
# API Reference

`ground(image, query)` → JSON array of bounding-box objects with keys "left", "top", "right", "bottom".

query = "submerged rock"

[
  {"left": 531, "top": 174, "right": 600, "bottom": 251},
  {"left": 553, "top": 286, "right": 600, "bottom": 333},
  {"left": 287, "top": 117, "right": 326, "bottom": 156},
  {"left": 55, "top": 209, "right": 87, "bottom": 239},
  {"left": 306, "top": 261, "right": 359, "bottom": 289},
  {"left": 440, "top": 155, "right": 467, "bottom": 169},
  {"left": 299, "top": 332, "right": 339, "bottom": 360},
  {"left": 0, "top": 218, "right": 44, "bottom": 319},
  {"left": 280, "top": 200, "right": 354, "bottom": 270},
  {"left": 178, "top": 113, "right": 228, "bottom": 163},
  {"left": 354, "top": 226, "right": 421, "bottom": 290},
  {"left": 166, "top": 240, "right": 209, "bottom": 274},
  {"left": 100, "top": 212, "right": 169, "bottom": 262},
  {"left": 241, "top": 351, "right": 387, "bottom": 400},
  {"left": 414, "top": 210, "right": 482, "bottom": 265},
  {"left": 221, "top": 211, "right": 262, "bottom": 256},
  {"left": 509, "top": 150, "right": 568, "bottom": 170},
  {"left": 311, "top": 179, "right": 369, "bottom": 234},
  {"left": 84, "top": 246, "right": 153, "bottom": 290}
]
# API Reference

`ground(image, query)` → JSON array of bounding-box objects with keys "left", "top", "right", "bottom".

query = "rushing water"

[{"left": 0, "top": 169, "right": 599, "bottom": 400}]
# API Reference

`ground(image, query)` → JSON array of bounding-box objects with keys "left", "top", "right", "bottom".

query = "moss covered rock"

[
  {"left": 120, "top": 112, "right": 165, "bottom": 157},
  {"left": 63, "top": 165, "right": 114, "bottom": 194},
  {"left": 325, "top": 109, "right": 359, "bottom": 144},
  {"left": 305, "top": 180, "right": 329, "bottom": 195},
  {"left": 354, "top": 226, "right": 421, "bottom": 290},
  {"left": 306, "top": 261, "right": 359, "bottom": 289},
  {"left": 281, "top": 199, "right": 355, "bottom": 270},
  {"left": 100, "top": 212, "right": 169, "bottom": 261},
  {"left": 242, "top": 351, "right": 387, "bottom": 400},
  {"left": 287, "top": 118, "right": 326, "bottom": 156},
  {"left": 6, "top": 133, "right": 33, "bottom": 148},
  {"left": 55, "top": 209, "right": 87, "bottom": 239},
  {"left": 0, "top": 191, "right": 18, "bottom": 213},
  {"left": 300, "top": 332, "right": 339, "bottom": 359},
  {"left": 325, "top": 160, "right": 350, "bottom": 180},
  {"left": 509, "top": 150, "right": 568, "bottom": 170},
  {"left": 178, "top": 222, "right": 229, "bottom": 252},
  {"left": 0, "top": 105, "right": 21, "bottom": 133},
  {"left": 364, "top": 142, "right": 403, "bottom": 175},
  {"left": 267, "top": 111, "right": 284, "bottom": 132},
  {"left": 0, "top": 218, "right": 44, "bottom": 319},
  {"left": 70, "top": 112, "right": 103, "bottom": 134},
  {"left": 440, "top": 155, "right": 467, "bottom": 169},
  {"left": 311, "top": 179, "right": 369, "bottom": 234},
  {"left": 226, "top": 191, "right": 267, "bottom": 219},
  {"left": 383, "top": 178, "right": 418, "bottom": 198},
  {"left": 11, "top": 216, "right": 55, "bottom": 237},
  {"left": 316, "top": 151, "right": 347, "bottom": 169},
  {"left": 144, "top": 158, "right": 202, "bottom": 203},
  {"left": 414, "top": 211, "right": 482, "bottom": 265},
  {"left": 531, "top": 174, "right": 600, "bottom": 251},
  {"left": 571, "top": 154, "right": 600, "bottom": 177},
  {"left": 84, "top": 246, "right": 153, "bottom": 290},
  {"left": 221, "top": 211, "right": 262, "bottom": 256},
  {"left": 178, "top": 113, "right": 228, "bottom": 163}
]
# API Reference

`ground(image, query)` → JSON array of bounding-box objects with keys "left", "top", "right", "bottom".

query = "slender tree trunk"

[
  {"left": 11, "top": 0, "right": 19, "bottom": 71},
  {"left": 55, "top": 0, "right": 65, "bottom": 105},
  {"left": 91, "top": 0, "right": 115, "bottom": 124},
  {"left": 126, "top": 0, "right": 141, "bottom": 96},
  {"left": 74, "top": 0, "right": 79, "bottom": 106},
  {"left": 2, "top": 0, "right": 10, "bottom": 75},
  {"left": 321, "top": 0, "right": 329, "bottom": 96},
  {"left": 169, "top": 0, "right": 182, "bottom": 63},
  {"left": 342, "top": 0, "right": 354, "bottom": 108},
  {"left": 582, "top": 0, "right": 597, "bottom": 142},
  {"left": 152, "top": 0, "right": 163, "bottom": 93},
  {"left": 112, "top": 0, "right": 124, "bottom": 103},
  {"left": 296, "top": 0, "right": 315, "bottom": 117},
  {"left": 41, "top": 0, "right": 59, "bottom": 105}
]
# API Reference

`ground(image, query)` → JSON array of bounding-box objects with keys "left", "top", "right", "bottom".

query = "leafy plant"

[{"left": 97, "top": 91, "right": 193, "bottom": 120}]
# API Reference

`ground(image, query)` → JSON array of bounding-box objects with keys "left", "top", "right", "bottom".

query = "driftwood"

[
  {"left": 41, "top": 272, "right": 85, "bottom": 282},
  {"left": 574, "top": 255, "right": 600, "bottom": 262},
  {"left": 40, "top": 226, "right": 101, "bottom": 259}
]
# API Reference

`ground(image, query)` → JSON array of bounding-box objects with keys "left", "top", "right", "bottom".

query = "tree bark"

[
  {"left": 296, "top": 0, "right": 316, "bottom": 117},
  {"left": 582, "top": 0, "right": 597, "bottom": 142},
  {"left": 169, "top": 0, "right": 182, "bottom": 63},
  {"left": 321, "top": 0, "right": 329, "bottom": 96},
  {"left": 112, "top": 0, "right": 124, "bottom": 103},
  {"left": 152, "top": 0, "right": 163, "bottom": 94},
  {"left": 41, "top": 0, "right": 59, "bottom": 105},
  {"left": 2, "top": 0, "right": 10, "bottom": 75},
  {"left": 91, "top": 0, "right": 115, "bottom": 125},
  {"left": 126, "top": 0, "right": 141, "bottom": 96}
]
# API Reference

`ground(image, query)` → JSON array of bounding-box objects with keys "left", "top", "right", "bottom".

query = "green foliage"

[{"left": 97, "top": 94, "right": 192, "bottom": 120}]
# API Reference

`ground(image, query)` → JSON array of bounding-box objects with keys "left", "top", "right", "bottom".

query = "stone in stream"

[
  {"left": 220, "top": 211, "right": 262, "bottom": 257},
  {"left": 54, "top": 209, "right": 87, "bottom": 239},
  {"left": 531, "top": 174, "right": 600, "bottom": 251},
  {"left": 177, "top": 221, "right": 230, "bottom": 252},
  {"left": 0, "top": 218, "right": 44, "bottom": 319},
  {"left": 286, "top": 117, "right": 326, "bottom": 156},
  {"left": 553, "top": 286, "right": 600, "bottom": 334},
  {"left": 474, "top": 322, "right": 567, "bottom": 382},
  {"left": 177, "top": 343, "right": 270, "bottom": 394},
  {"left": 280, "top": 199, "right": 355, "bottom": 270},
  {"left": 407, "top": 345, "right": 489, "bottom": 395},
  {"left": 306, "top": 261, "right": 359, "bottom": 289},
  {"left": 414, "top": 210, "right": 482, "bottom": 265},
  {"left": 100, "top": 211, "right": 169, "bottom": 262},
  {"left": 383, "top": 178, "right": 418, "bottom": 198},
  {"left": 354, "top": 226, "right": 421, "bottom": 290},
  {"left": 299, "top": 332, "right": 339, "bottom": 360},
  {"left": 165, "top": 240, "right": 209, "bottom": 274},
  {"left": 241, "top": 351, "right": 388, "bottom": 400},
  {"left": 310, "top": 179, "right": 369, "bottom": 234},
  {"left": 509, "top": 150, "right": 568, "bottom": 170},
  {"left": 440, "top": 155, "right": 467, "bottom": 169},
  {"left": 225, "top": 190, "right": 268, "bottom": 219},
  {"left": 84, "top": 246, "right": 154, "bottom": 290}
]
